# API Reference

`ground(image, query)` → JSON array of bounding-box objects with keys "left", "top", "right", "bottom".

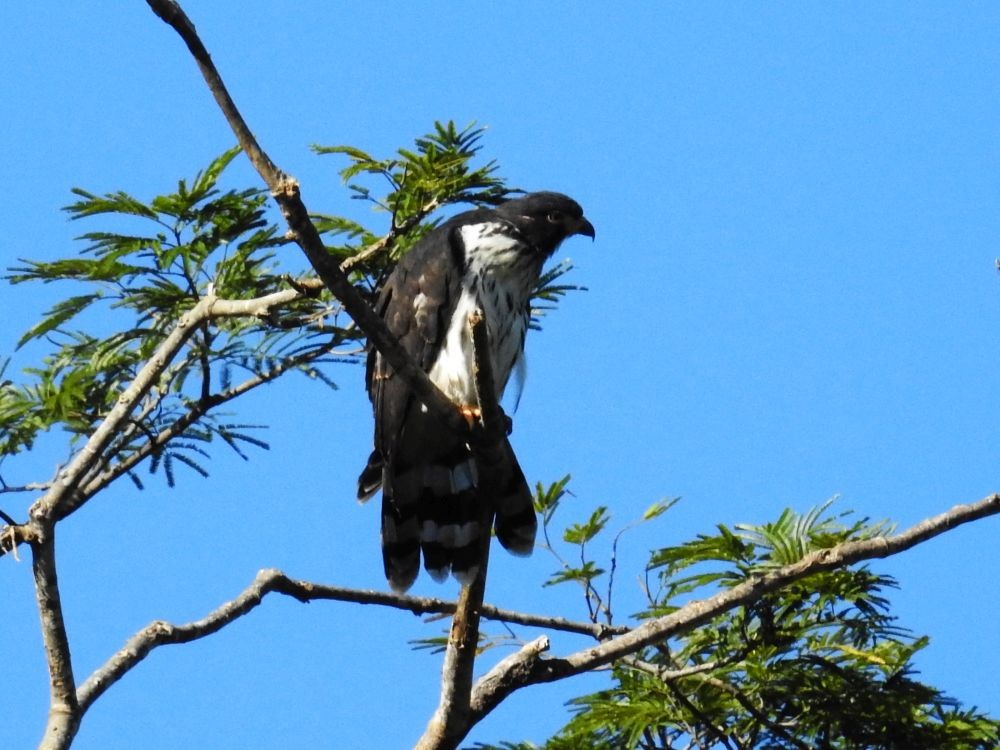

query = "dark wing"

[
  {"left": 358, "top": 208, "right": 494, "bottom": 498},
  {"left": 357, "top": 203, "right": 547, "bottom": 591}
]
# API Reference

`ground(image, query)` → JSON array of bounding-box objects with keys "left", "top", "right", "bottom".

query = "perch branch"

[
  {"left": 32, "top": 531, "right": 81, "bottom": 750},
  {"left": 415, "top": 311, "right": 505, "bottom": 750}
]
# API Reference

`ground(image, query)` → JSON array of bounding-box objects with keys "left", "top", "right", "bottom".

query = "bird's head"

[{"left": 495, "top": 192, "right": 595, "bottom": 256}]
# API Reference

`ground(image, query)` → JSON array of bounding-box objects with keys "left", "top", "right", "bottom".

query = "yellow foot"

[{"left": 458, "top": 404, "right": 482, "bottom": 428}]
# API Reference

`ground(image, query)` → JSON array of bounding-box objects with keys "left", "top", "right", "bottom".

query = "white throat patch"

[{"left": 426, "top": 222, "right": 538, "bottom": 406}]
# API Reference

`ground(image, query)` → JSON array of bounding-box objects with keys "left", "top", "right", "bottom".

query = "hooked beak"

[{"left": 573, "top": 216, "right": 596, "bottom": 240}]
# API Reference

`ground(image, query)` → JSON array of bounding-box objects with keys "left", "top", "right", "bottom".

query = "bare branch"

[
  {"left": 27, "top": 493, "right": 998, "bottom": 746},
  {"left": 466, "top": 636, "right": 550, "bottom": 722},
  {"left": 417, "top": 549, "right": 492, "bottom": 750},
  {"left": 622, "top": 655, "right": 735, "bottom": 682},
  {"left": 416, "top": 311, "right": 506, "bottom": 750},
  {"left": 0, "top": 483, "right": 51, "bottom": 497},
  {"left": 32, "top": 532, "right": 81, "bottom": 750},
  {"left": 75, "top": 567, "right": 603, "bottom": 716},
  {"left": 1, "top": 520, "right": 38, "bottom": 555}
]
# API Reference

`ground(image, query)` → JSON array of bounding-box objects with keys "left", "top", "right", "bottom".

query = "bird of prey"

[{"left": 358, "top": 191, "right": 594, "bottom": 592}]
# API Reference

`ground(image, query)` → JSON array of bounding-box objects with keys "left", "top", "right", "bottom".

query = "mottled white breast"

[{"left": 427, "top": 222, "right": 538, "bottom": 406}]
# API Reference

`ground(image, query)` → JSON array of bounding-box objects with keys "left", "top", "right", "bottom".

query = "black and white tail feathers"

[{"left": 359, "top": 441, "right": 537, "bottom": 593}]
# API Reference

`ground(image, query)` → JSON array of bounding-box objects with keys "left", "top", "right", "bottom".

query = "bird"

[{"left": 357, "top": 191, "right": 595, "bottom": 592}]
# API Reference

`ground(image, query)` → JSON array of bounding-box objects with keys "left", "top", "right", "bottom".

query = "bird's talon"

[{"left": 459, "top": 405, "right": 482, "bottom": 428}]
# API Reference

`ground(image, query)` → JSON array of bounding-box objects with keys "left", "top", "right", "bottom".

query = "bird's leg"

[{"left": 458, "top": 404, "right": 514, "bottom": 436}]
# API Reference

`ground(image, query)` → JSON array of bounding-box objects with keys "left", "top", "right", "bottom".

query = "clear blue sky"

[{"left": 4, "top": 2, "right": 1000, "bottom": 748}]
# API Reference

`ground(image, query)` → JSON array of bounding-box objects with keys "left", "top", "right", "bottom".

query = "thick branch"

[
  {"left": 467, "top": 636, "right": 551, "bottom": 723},
  {"left": 32, "top": 531, "right": 81, "bottom": 750},
  {"left": 464, "top": 493, "right": 1000, "bottom": 735},
  {"left": 415, "top": 311, "right": 505, "bottom": 750}
]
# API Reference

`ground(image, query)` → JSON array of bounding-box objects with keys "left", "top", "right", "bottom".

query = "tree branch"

[
  {"left": 35, "top": 493, "right": 1000, "bottom": 746},
  {"left": 144, "top": 0, "right": 470, "bottom": 441},
  {"left": 1, "top": 284, "right": 340, "bottom": 559},
  {"left": 338, "top": 196, "right": 440, "bottom": 272},
  {"left": 78, "top": 343, "right": 334, "bottom": 499},
  {"left": 74, "top": 568, "right": 607, "bottom": 716},
  {"left": 463, "top": 493, "right": 1000, "bottom": 740},
  {"left": 26, "top": 294, "right": 216, "bottom": 526},
  {"left": 32, "top": 531, "right": 81, "bottom": 750},
  {"left": 624, "top": 654, "right": 806, "bottom": 750},
  {"left": 701, "top": 675, "right": 809, "bottom": 750},
  {"left": 416, "top": 311, "right": 506, "bottom": 750}
]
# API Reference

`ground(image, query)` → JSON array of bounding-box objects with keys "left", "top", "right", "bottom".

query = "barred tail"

[
  {"left": 492, "top": 441, "right": 537, "bottom": 556},
  {"left": 375, "top": 439, "right": 537, "bottom": 592}
]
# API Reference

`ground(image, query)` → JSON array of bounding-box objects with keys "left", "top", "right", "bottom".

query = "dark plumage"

[{"left": 359, "top": 192, "right": 594, "bottom": 591}]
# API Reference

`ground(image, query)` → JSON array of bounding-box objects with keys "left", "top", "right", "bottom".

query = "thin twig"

[
  {"left": 79, "top": 344, "right": 334, "bottom": 499},
  {"left": 339, "top": 197, "right": 440, "bottom": 272},
  {"left": 664, "top": 678, "right": 741, "bottom": 750},
  {"left": 701, "top": 675, "right": 810, "bottom": 750},
  {"left": 623, "top": 653, "right": 807, "bottom": 750},
  {"left": 622, "top": 655, "right": 733, "bottom": 682},
  {"left": 0, "top": 483, "right": 51, "bottom": 497}
]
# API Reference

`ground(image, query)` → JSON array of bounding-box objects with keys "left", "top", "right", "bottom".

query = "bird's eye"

[{"left": 546, "top": 210, "right": 563, "bottom": 223}]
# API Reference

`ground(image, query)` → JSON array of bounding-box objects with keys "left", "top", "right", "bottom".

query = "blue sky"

[{"left": 3, "top": 2, "right": 1000, "bottom": 747}]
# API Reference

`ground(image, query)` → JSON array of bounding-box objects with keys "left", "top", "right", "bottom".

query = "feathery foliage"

[
  {"left": 0, "top": 123, "right": 575, "bottom": 501},
  {"left": 504, "top": 493, "right": 1000, "bottom": 749}
]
